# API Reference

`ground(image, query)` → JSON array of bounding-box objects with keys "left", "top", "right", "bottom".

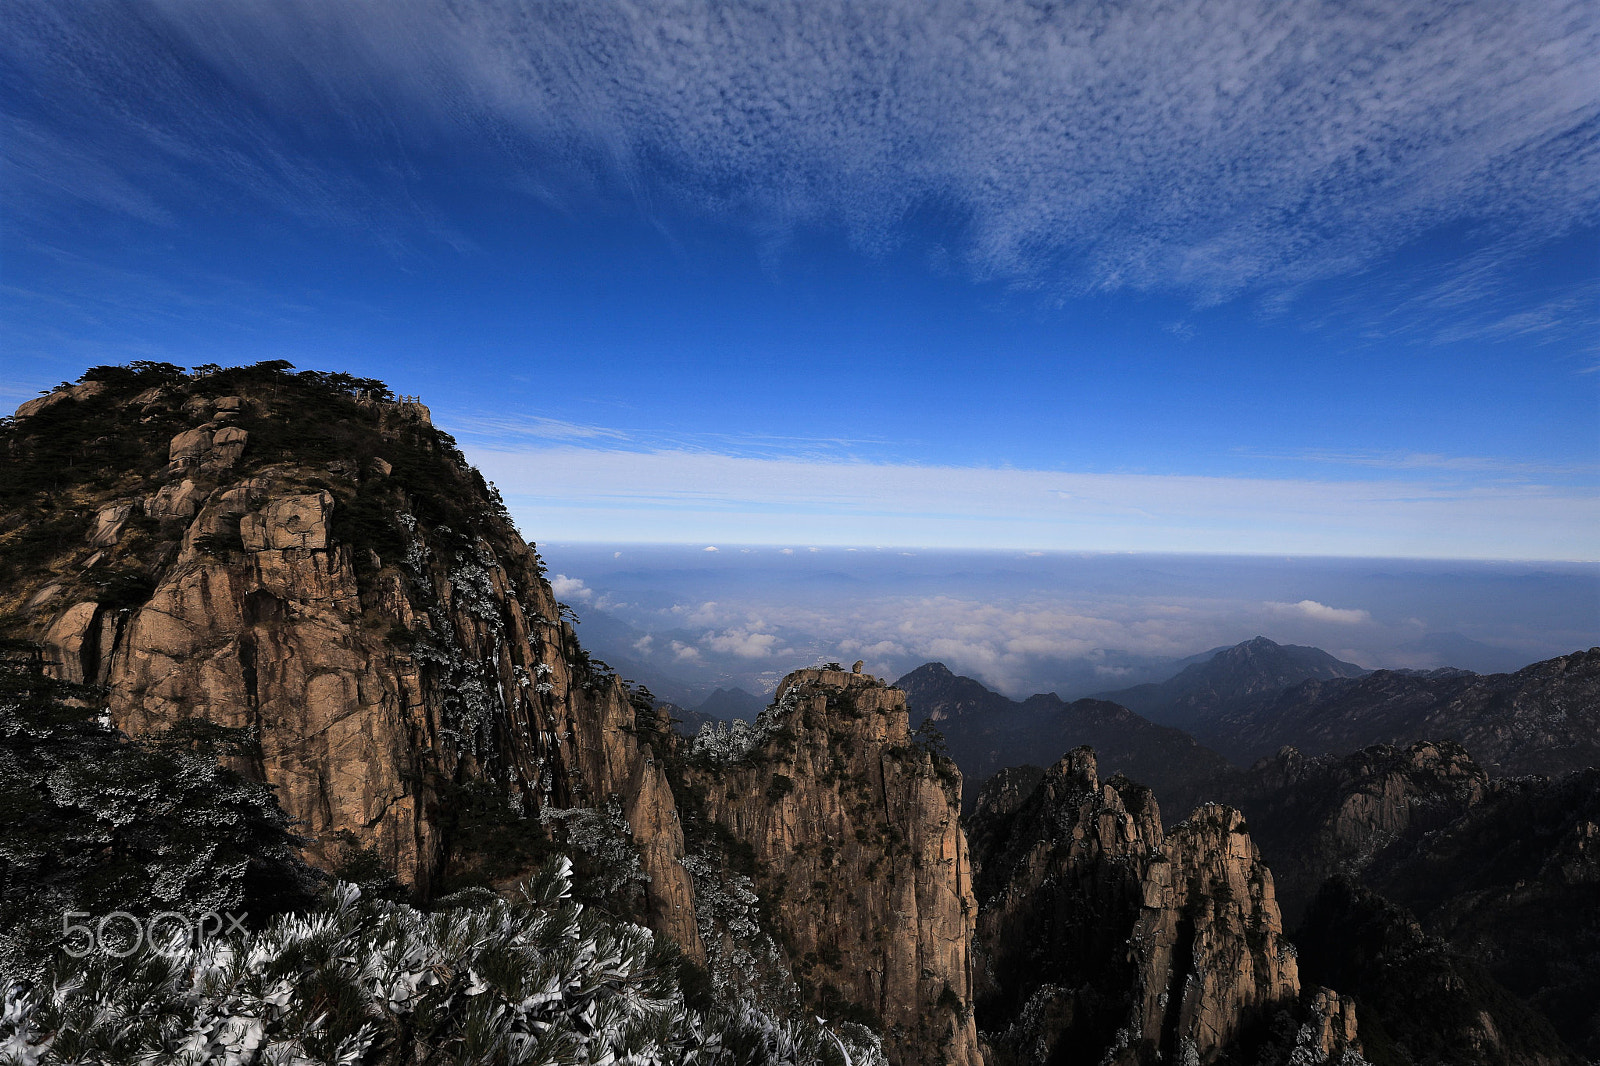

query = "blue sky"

[{"left": 3, "top": 1, "right": 1597, "bottom": 559}]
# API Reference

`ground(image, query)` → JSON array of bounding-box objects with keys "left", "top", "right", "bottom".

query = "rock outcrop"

[
  {"left": 1361, "top": 768, "right": 1600, "bottom": 1060},
  {"left": 2, "top": 364, "right": 699, "bottom": 956},
  {"left": 1187, "top": 738, "right": 1597, "bottom": 1060},
  {"left": 969, "top": 748, "right": 1360, "bottom": 1065},
  {"left": 683, "top": 667, "right": 982, "bottom": 1066},
  {"left": 1296, "top": 877, "right": 1579, "bottom": 1066}
]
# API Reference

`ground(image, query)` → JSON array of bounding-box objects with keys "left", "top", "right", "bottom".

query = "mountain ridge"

[
  {"left": 1, "top": 363, "right": 982, "bottom": 1065},
  {"left": 896, "top": 660, "right": 1233, "bottom": 817},
  {"left": 1095, "top": 635, "right": 1369, "bottom": 727},
  {"left": 1194, "top": 649, "right": 1600, "bottom": 774},
  {"left": 8, "top": 361, "right": 1591, "bottom": 1065}
]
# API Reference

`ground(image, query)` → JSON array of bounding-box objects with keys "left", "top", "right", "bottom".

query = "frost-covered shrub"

[
  {"left": 680, "top": 854, "right": 799, "bottom": 1019},
  {"left": 691, "top": 718, "right": 758, "bottom": 763},
  {"left": 539, "top": 797, "right": 650, "bottom": 902},
  {"left": 0, "top": 650, "right": 315, "bottom": 977},
  {"left": 1246, "top": 1001, "right": 1374, "bottom": 1066},
  {"left": 447, "top": 550, "right": 504, "bottom": 631},
  {"left": 409, "top": 613, "right": 506, "bottom": 757},
  {"left": 689, "top": 689, "right": 797, "bottom": 766},
  {"left": 1, "top": 860, "right": 883, "bottom": 1066}
]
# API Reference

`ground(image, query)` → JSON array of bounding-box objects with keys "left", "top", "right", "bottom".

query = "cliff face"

[
  {"left": 683, "top": 667, "right": 982, "bottom": 1066},
  {"left": 1196, "top": 740, "right": 1595, "bottom": 1059},
  {"left": 969, "top": 748, "right": 1357, "bottom": 1065},
  {"left": 1296, "top": 878, "right": 1579, "bottom": 1066},
  {"left": 1362, "top": 768, "right": 1600, "bottom": 1060},
  {"left": 3, "top": 365, "right": 698, "bottom": 953}
]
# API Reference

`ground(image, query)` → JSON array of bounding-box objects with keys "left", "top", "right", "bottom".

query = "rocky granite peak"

[
  {"left": 2, "top": 362, "right": 699, "bottom": 953},
  {"left": 1097, "top": 636, "right": 1368, "bottom": 729},
  {"left": 897, "top": 660, "right": 1010, "bottom": 725},
  {"left": 682, "top": 666, "right": 982, "bottom": 1066},
  {"left": 969, "top": 745, "right": 1362, "bottom": 1065}
]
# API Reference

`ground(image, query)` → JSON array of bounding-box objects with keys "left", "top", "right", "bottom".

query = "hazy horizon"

[{"left": 536, "top": 542, "right": 1598, "bottom": 706}]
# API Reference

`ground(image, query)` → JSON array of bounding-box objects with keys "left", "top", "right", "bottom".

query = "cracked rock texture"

[{"left": 1214, "top": 740, "right": 1489, "bottom": 924}]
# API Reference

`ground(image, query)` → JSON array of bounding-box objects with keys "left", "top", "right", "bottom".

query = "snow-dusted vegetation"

[
  {"left": 1, "top": 860, "right": 885, "bottom": 1066},
  {"left": 539, "top": 798, "right": 651, "bottom": 899},
  {"left": 689, "top": 688, "right": 802, "bottom": 765},
  {"left": 0, "top": 646, "right": 882, "bottom": 1066}
]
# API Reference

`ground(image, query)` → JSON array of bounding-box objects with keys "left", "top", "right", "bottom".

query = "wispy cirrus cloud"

[
  {"left": 1239, "top": 448, "right": 1600, "bottom": 481},
  {"left": 454, "top": 414, "right": 635, "bottom": 444},
  {"left": 5, "top": 0, "right": 1595, "bottom": 303},
  {"left": 452, "top": 412, "right": 899, "bottom": 461},
  {"left": 467, "top": 444, "right": 1600, "bottom": 560}
]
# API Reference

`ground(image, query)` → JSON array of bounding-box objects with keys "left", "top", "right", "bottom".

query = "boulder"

[{"left": 240, "top": 492, "right": 332, "bottom": 552}]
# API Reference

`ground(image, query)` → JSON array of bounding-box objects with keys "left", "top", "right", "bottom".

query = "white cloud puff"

[
  {"left": 704, "top": 628, "right": 783, "bottom": 660},
  {"left": 670, "top": 601, "right": 724, "bottom": 627},
  {"left": 550, "top": 574, "right": 593, "bottom": 601},
  {"left": 1270, "top": 599, "right": 1372, "bottom": 625}
]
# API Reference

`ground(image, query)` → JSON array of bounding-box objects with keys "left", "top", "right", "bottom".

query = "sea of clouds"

[{"left": 539, "top": 544, "right": 1597, "bottom": 706}]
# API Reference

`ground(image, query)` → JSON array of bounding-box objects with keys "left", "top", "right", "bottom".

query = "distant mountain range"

[
  {"left": 693, "top": 686, "right": 767, "bottom": 721},
  {"left": 1193, "top": 648, "right": 1600, "bottom": 775},
  {"left": 895, "top": 636, "right": 1381, "bottom": 815},
  {"left": 895, "top": 661, "right": 1232, "bottom": 816},
  {"left": 895, "top": 636, "right": 1595, "bottom": 806},
  {"left": 1094, "top": 635, "right": 1369, "bottom": 727},
  {"left": 654, "top": 687, "right": 767, "bottom": 740}
]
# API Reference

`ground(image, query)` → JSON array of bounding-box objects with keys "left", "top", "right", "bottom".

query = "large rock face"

[
  {"left": 1196, "top": 740, "right": 1596, "bottom": 1059},
  {"left": 1296, "top": 878, "right": 1580, "bottom": 1066},
  {"left": 2, "top": 366, "right": 699, "bottom": 955},
  {"left": 683, "top": 667, "right": 982, "bottom": 1066},
  {"left": 1361, "top": 768, "right": 1600, "bottom": 1061},
  {"left": 969, "top": 748, "right": 1357, "bottom": 1065}
]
